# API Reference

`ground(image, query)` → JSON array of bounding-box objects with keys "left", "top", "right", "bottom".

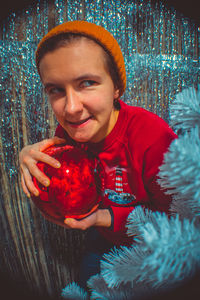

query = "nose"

[{"left": 64, "top": 87, "right": 83, "bottom": 116}]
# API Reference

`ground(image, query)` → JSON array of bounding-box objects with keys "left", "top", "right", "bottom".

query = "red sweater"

[{"left": 55, "top": 100, "right": 177, "bottom": 246}]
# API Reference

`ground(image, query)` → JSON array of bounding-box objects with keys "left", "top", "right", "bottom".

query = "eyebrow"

[
  {"left": 43, "top": 73, "right": 102, "bottom": 89},
  {"left": 74, "top": 74, "right": 102, "bottom": 82}
]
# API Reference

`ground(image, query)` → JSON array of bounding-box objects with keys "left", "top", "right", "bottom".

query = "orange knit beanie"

[{"left": 36, "top": 20, "right": 126, "bottom": 96}]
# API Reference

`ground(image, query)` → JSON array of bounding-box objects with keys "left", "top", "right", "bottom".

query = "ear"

[{"left": 114, "top": 88, "right": 120, "bottom": 99}]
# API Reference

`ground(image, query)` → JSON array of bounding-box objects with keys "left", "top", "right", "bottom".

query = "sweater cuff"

[
  {"left": 107, "top": 206, "right": 114, "bottom": 230},
  {"left": 110, "top": 206, "right": 134, "bottom": 233}
]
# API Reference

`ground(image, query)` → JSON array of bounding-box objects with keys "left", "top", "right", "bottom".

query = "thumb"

[
  {"left": 64, "top": 218, "right": 76, "bottom": 226},
  {"left": 52, "top": 136, "right": 67, "bottom": 144}
]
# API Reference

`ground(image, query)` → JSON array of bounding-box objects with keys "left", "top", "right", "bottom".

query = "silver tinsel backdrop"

[{"left": 0, "top": 0, "right": 199, "bottom": 298}]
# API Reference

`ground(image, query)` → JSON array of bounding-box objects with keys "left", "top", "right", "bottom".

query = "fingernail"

[
  {"left": 65, "top": 218, "right": 72, "bottom": 224},
  {"left": 34, "top": 190, "right": 39, "bottom": 196},
  {"left": 55, "top": 162, "right": 61, "bottom": 168},
  {"left": 44, "top": 180, "right": 50, "bottom": 186}
]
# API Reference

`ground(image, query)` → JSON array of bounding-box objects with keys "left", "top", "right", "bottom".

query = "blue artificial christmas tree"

[{"left": 61, "top": 86, "right": 200, "bottom": 299}]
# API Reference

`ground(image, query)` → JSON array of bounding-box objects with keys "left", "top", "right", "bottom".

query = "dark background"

[
  {"left": 1, "top": 269, "right": 200, "bottom": 299},
  {"left": 0, "top": 0, "right": 199, "bottom": 24}
]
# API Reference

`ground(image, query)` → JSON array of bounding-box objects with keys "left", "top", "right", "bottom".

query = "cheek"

[
  {"left": 49, "top": 100, "right": 64, "bottom": 116},
  {"left": 87, "top": 89, "right": 115, "bottom": 112},
  {"left": 98, "top": 94, "right": 115, "bottom": 115}
]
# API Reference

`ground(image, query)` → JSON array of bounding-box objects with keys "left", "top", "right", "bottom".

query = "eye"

[
  {"left": 44, "top": 86, "right": 64, "bottom": 96},
  {"left": 81, "top": 80, "right": 96, "bottom": 88}
]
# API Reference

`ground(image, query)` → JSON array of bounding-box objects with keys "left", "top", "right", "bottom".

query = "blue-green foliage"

[
  {"left": 158, "top": 127, "right": 200, "bottom": 219},
  {"left": 88, "top": 274, "right": 136, "bottom": 300},
  {"left": 61, "top": 282, "right": 89, "bottom": 300},
  {"left": 126, "top": 206, "right": 161, "bottom": 238},
  {"left": 158, "top": 86, "right": 200, "bottom": 219},
  {"left": 101, "top": 244, "right": 148, "bottom": 288},
  {"left": 170, "top": 86, "right": 200, "bottom": 133},
  {"left": 101, "top": 207, "right": 200, "bottom": 290}
]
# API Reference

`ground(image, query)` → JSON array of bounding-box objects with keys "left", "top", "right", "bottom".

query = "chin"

[
  {"left": 66, "top": 130, "right": 95, "bottom": 143},
  {"left": 68, "top": 134, "right": 92, "bottom": 143}
]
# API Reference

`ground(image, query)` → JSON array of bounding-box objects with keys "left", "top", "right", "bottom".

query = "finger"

[
  {"left": 20, "top": 172, "right": 31, "bottom": 198},
  {"left": 64, "top": 218, "right": 88, "bottom": 230},
  {"left": 27, "top": 150, "right": 61, "bottom": 169},
  {"left": 64, "top": 218, "right": 77, "bottom": 228},
  {"left": 25, "top": 163, "right": 51, "bottom": 187},
  {"left": 21, "top": 166, "right": 43, "bottom": 196},
  {"left": 52, "top": 136, "right": 67, "bottom": 144},
  {"left": 39, "top": 137, "right": 66, "bottom": 152},
  {"left": 24, "top": 174, "right": 40, "bottom": 196}
]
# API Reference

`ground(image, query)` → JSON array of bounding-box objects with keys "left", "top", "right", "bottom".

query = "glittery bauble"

[{"left": 31, "top": 144, "right": 103, "bottom": 221}]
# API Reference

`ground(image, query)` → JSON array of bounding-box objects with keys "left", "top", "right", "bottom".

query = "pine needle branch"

[
  {"left": 170, "top": 86, "right": 200, "bottom": 133},
  {"left": 158, "top": 127, "right": 200, "bottom": 219},
  {"left": 61, "top": 282, "right": 89, "bottom": 300},
  {"left": 101, "top": 207, "right": 200, "bottom": 291}
]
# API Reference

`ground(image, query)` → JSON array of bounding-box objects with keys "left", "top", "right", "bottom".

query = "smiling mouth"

[{"left": 67, "top": 116, "right": 93, "bottom": 126}]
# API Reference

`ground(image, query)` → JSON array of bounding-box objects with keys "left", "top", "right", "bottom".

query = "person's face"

[{"left": 39, "top": 38, "right": 120, "bottom": 143}]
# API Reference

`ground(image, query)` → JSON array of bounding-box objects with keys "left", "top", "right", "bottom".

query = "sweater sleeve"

[
  {"left": 108, "top": 130, "right": 177, "bottom": 233},
  {"left": 142, "top": 131, "right": 177, "bottom": 212}
]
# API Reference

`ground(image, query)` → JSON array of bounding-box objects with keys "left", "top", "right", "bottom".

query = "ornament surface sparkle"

[{"left": 31, "top": 144, "right": 103, "bottom": 221}]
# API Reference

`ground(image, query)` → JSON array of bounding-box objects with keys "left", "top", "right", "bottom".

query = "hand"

[
  {"left": 63, "top": 209, "right": 112, "bottom": 230},
  {"left": 40, "top": 209, "right": 111, "bottom": 230},
  {"left": 19, "top": 136, "right": 66, "bottom": 198}
]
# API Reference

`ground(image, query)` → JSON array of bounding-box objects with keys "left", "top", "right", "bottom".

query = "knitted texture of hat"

[{"left": 36, "top": 21, "right": 126, "bottom": 96}]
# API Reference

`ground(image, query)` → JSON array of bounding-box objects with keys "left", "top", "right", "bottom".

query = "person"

[{"left": 19, "top": 20, "right": 177, "bottom": 289}]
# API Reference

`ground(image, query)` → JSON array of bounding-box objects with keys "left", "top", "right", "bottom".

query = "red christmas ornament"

[{"left": 31, "top": 144, "right": 103, "bottom": 221}]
